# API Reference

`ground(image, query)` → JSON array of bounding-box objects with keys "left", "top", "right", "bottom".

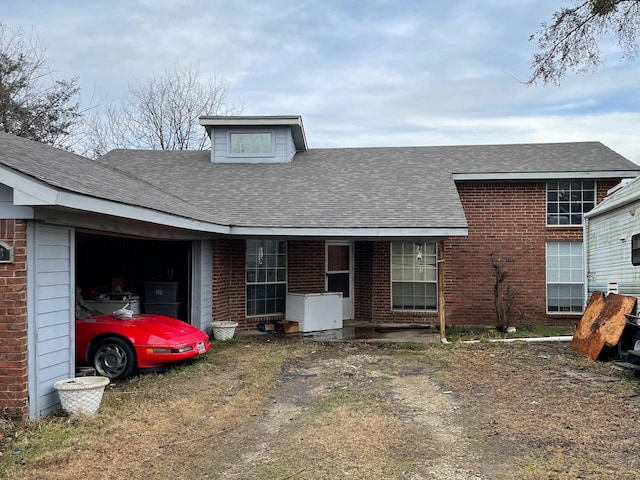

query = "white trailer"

[{"left": 585, "top": 177, "right": 640, "bottom": 366}]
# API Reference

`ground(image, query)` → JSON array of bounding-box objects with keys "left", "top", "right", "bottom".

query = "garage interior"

[{"left": 75, "top": 231, "right": 192, "bottom": 322}]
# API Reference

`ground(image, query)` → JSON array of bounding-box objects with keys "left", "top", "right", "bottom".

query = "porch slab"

[{"left": 240, "top": 321, "right": 441, "bottom": 343}]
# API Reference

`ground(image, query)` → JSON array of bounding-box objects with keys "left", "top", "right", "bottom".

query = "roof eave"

[
  {"left": 2, "top": 166, "right": 230, "bottom": 234},
  {"left": 452, "top": 171, "right": 640, "bottom": 181},
  {"left": 198, "top": 115, "right": 308, "bottom": 151},
  {"left": 228, "top": 226, "right": 469, "bottom": 238}
]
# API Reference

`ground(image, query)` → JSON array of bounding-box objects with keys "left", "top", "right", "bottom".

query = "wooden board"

[{"left": 569, "top": 291, "right": 637, "bottom": 360}]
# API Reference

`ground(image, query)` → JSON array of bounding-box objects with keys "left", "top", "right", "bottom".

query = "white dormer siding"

[
  {"left": 211, "top": 126, "right": 295, "bottom": 163},
  {"left": 199, "top": 115, "right": 308, "bottom": 164}
]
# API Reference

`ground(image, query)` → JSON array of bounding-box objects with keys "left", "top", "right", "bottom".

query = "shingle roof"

[
  {"left": 98, "top": 147, "right": 465, "bottom": 229},
  {"left": 2, "top": 131, "right": 638, "bottom": 233},
  {"left": 98, "top": 141, "right": 639, "bottom": 230},
  {"left": 0, "top": 132, "right": 220, "bottom": 225}
]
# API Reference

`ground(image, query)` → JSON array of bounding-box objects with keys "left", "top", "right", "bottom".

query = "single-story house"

[{"left": 2, "top": 114, "right": 640, "bottom": 420}]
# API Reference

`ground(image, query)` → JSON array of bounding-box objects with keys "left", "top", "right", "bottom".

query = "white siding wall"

[
  {"left": 191, "top": 240, "right": 213, "bottom": 334},
  {"left": 0, "top": 184, "right": 33, "bottom": 219},
  {"left": 28, "top": 224, "right": 74, "bottom": 418},
  {"left": 586, "top": 202, "right": 640, "bottom": 300},
  {"left": 210, "top": 126, "right": 295, "bottom": 163}
]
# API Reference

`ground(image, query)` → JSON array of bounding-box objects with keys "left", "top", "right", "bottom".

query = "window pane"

[
  {"left": 391, "top": 240, "right": 438, "bottom": 310},
  {"left": 328, "top": 245, "right": 349, "bottom": 271},
  {"left": 633, "top": 235, "right": 640, "bottom": 266},
  {"left": 328, "top": 272, "right": 350, "bottom": 298},
  {"left": 277, "top": 268, "right": 286, "bottom": 282},
  {"left": 547, "top": 181, "right": 595, "bottom": 226},
  {"left": 246, "top": 239, "right": 287, "bottom": 316},
  {"left": 546, "top": 241, "right": 584, "bottom": 313},
  {"left": 230, "top": 132, "right": 273, "bottom": 154}
]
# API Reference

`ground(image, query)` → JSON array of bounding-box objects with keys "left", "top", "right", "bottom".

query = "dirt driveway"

[{"left": 4, "top": 338, "right": 640, "bottom": 479}]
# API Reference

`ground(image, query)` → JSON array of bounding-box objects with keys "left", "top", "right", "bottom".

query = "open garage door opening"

[{"left": 75, "top": 231, "right": 192, "bottom": 323}]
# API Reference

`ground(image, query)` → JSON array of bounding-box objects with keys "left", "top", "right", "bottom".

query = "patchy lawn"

[{"left": 2, "top": 336, "right": 640, "bottom": 479}]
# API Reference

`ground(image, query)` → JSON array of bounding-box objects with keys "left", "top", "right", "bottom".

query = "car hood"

[{"left": 76, "top": 313, "right": 208, "bottom": 345}]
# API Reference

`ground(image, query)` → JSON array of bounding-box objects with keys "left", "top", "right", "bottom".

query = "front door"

[{"left": 325, "top": 241, "right": 353, "bottom": 320}]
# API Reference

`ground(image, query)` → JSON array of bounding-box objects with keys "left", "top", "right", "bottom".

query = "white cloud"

[{"left": 0, "top": 0, "right": 638, "bottom": 162}]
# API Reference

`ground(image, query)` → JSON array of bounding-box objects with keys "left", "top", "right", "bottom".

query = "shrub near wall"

[{"left": 0, "top": 220, "right": 28, "bottom": 420}]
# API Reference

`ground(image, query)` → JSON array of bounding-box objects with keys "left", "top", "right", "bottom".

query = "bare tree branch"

[
  {"left": 85, "top": 63, "right": 242, "bottom": 157},
  {"left": 0, "top": 22, "right": 82, "bottom": 150},
  {"left": 529, "top": 0, "right": 640, "bottom": 85}
]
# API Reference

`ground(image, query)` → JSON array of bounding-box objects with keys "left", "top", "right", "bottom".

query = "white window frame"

[
  {"left": 390, "top": 241, "right": 438, "bottom": 311},
  {"left": 632, "top": 234, "right": 640, "bottom": 266},
  {"left": 546, "top": 180, "right": 596, "bottom": 226},
  {"left": 246, "top": 239, "right": 287, "bottom": 316},
  {"left": 546, "top": 241, "right": 584, "bottom": 314},
  {"left": 228, "top": 130, "right": 275, "bottom": 157}
]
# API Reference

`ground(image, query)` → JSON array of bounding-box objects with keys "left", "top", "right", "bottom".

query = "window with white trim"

[
  {"left": 546, "top": 180, "right": 595, "bottom": 225},
  {"left": 246, "top": 240, "right": 286, "bottom": 316},
  {"left": 546, "top": 242, "right": 584, "bottom": 313},
  {"left": 632, "top": 234, "right": 640, "bottom": 266},
  {"left": 391, "top": 241, "right": 437, "bottom": 310},
  {"left": 230, "top": 132, "right": 273, "bottom": 155}
]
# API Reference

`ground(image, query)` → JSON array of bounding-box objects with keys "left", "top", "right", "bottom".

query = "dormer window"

[
  {"left": 199, "top": 115, "right": 307, "bottom": 163},
  {"left": 229, "top": 132, "right": 274, "bottom": 156}
]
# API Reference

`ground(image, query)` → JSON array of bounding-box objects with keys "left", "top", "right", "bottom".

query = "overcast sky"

[{"left": 3, "top": 0, "right": 640, "bottom": 162}]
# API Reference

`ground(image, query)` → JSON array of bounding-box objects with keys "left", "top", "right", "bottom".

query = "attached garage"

[
  {"left": 23, "top": 223, "right": 215, "bottom": 418},
  {"left": 0, "top": 132, "right": 222, "bottom": 420},
  {"left": 75, "top": 232, "right": 192, "bottom": 321}
]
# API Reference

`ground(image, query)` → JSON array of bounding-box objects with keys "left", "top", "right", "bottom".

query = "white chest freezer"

[{"left": 285, "top": 292, "right": 343, "bottom": 332}]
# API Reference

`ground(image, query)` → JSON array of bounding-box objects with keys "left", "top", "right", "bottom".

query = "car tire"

[
  {"left": 618, "top": 327, "right": 640, "bottom": 361},
  {"left": 91, "top": 336, "right": 137, "bottom": 380}
]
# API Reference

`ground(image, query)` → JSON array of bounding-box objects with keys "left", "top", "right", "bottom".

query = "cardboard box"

[
  {"left": 257, "top": 322, "right": 276, "bottom": 333},
  {"left": 275, "top": 321, "right": 299, "bottom": 334}
]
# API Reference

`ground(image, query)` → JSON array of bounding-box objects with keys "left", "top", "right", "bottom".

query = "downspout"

[
  {"left": 438, "top": 240, "right": 449, "bottom": 344},
  {"left": 583, "top": 215, "right": 589, "bottom": 309}
]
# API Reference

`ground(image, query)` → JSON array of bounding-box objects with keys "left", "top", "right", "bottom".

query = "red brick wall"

[
  {"left": 213, "top": 239, "right": 315, "bottom": 330},
  {"left": 370, "top": 241, "right": 439, "bottom": 324},
  {"left": 288, "top": 241, "right": 325, "bottom": 293},
  {"left": 210, "top": 180, "right": 620, "bottom": 330},
  {"left": 444, "top": 180, "right": 618, "bottom": 326},
  {"left": 212, "top": 239, "right": 232, "bottom": 324},
  {"left": 354, "top": 241, "right": 373, "bottom": 321},
  {"left": 0, "top": 219, "right": 28, "bottom": 420}
]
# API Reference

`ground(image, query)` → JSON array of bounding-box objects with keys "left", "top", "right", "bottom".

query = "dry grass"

[
  {"left": 2, "top": 337, "right": 640, "bottom": 479},
  {"left": 442, "top": 341, "right": 640, "bottom": 479}
]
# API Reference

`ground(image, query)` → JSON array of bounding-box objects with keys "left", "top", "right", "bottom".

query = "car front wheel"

[{"left": 92, "top": 337, "right": 137, "bottom": 380}]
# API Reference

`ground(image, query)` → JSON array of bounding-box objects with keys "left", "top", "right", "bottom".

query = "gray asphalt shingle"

[
  {"left": 99, "top": 142, "right": 638, "bottom": 229},
  {"left": 2, "top": 131, "right": 638, "bottom": 232},
  {"left": 0, "top": 132, "right": 219, "bottom": 225}
]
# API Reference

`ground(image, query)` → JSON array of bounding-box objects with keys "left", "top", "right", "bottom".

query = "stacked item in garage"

[
  {"left": 144, "top": 282, "right": 181, "bottom": 319},
  {"left": 84, "top": 293, "right": 141, "bottom": 315}
]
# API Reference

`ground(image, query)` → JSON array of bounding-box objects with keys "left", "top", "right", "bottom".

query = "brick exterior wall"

[
  {"left": 210, "top": 179, "right": 620, "bottom": 330},
  {"left": 212, "top": 239, "right": 287, "bottom": 330},
  {"left": 0, "top": 219, "right": 28, "bottom": 420},
  {"left": 444, "top": 180, "right": 618, "bottom": 327},
  {"left": 288, "top": 241, "right": 325, "bottom": 293},
  {"left": 354, "top": 241, "right": 373, "bottom": 321},
  {"left": 369, "top": 241, "right": 440, "bottom": 324}
]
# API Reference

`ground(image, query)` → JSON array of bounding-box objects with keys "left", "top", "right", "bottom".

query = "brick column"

[{"left": 0, "top": 220, "right": 28, "bottom": 420}]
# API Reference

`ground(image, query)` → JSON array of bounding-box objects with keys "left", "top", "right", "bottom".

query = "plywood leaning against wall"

[{"left": 570, "top": 291, "right": 637, "bottom": 360}]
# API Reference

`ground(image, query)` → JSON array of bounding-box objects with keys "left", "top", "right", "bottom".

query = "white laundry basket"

[{"left": 54, "top": 376, "right": 110, "bottom": 416}]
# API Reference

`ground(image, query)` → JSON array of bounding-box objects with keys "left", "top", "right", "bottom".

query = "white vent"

[{"left": 607, "top": 282, "right": 619, "bottom": 295}]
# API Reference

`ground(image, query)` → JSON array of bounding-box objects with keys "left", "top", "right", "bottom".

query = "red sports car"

[{"left": 75, "top": 313, "right": 211, "bottom": 380}]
